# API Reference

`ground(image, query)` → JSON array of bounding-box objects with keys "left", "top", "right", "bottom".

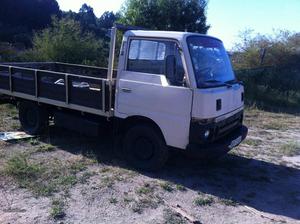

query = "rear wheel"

[
  {"left": 123, "top": 124, "right": 168, "bottom": 171},
  {"left": 19, "top": 101, "right": 48, "bottom": 135}
]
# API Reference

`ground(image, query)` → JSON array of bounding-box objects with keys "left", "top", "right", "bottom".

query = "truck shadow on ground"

[
  {"left": 164, "top": 152, "right": 300, "bottom": 220},
  {"left": 43, "top": 125, "right": 300, "bottom": 221}
]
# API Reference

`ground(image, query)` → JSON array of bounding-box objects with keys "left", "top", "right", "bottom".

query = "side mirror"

[
  {"left": 165, "top": 55, "right": 176, "bottom": 83},
  {"left": 165, "top": 55, "right": 185, "bottom": 86}
]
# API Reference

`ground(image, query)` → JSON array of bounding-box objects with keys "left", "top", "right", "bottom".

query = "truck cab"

[{"left": 114, "top": 29, "right": 247, "bottom": 163}]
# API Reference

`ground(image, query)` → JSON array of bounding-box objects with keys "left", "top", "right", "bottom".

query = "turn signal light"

[{"left": 216, "top": 99, "right": 222, "bottom": 111}]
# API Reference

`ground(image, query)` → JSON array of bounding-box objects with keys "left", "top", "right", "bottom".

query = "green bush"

[
  {"left": 21, "top": 17, "right": 108, "bottom": 66},
  {"left": 232, "top": 30, "right": 300, "bottom": 112},
  {"left": 0, "top": 42, "right": 20, "bottom": 62},
  {"left": 236, "top": 68, "right": 300, "bottom": 112}
]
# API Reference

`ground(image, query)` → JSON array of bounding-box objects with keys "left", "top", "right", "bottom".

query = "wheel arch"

[{"left": 123, "top": 115, "right": 167, "bottom": 144}]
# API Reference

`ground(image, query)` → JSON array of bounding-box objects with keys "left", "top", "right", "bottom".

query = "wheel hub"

[{"left": 133, "top": 137, "right": 155, "bottom": 161}]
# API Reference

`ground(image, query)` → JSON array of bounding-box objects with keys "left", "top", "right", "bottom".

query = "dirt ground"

[{"left": 0, "top": 103, "right": 300, "bottom": 224}]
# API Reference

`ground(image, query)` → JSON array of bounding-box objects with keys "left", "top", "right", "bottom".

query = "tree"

[
  {"left": 77, "top": 4, "right": 97, "bottom": 32},
  {"left": 61, "top": 6, "right": 118, "bottom": 40},
  {"left": 23, "top": 18, "right": 107, "bottom": 66},
  {"left": 233, "top": 30, "right": 300, "bottom": 106},
  {"left": 99, "top": 11, "right": 119, "bottom": 29},
  {"left": 0, "top": 0, "right": 60, "bottom": 45},
  {"left": 119, "top": 0, "right": 210, "bottom": 33},
  {"left": 232, "top": 30, "right": 300, "bottom": 69},
  {"left": 0, "top": 0, "right": 60, "bottom": 29}
]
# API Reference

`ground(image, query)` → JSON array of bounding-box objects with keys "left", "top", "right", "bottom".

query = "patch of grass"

[
  {"left": 56, "top": 175, "right": 77, "bottom": 187},
  {"left": 219, "top": 198, "right": 238, "bottom": 206},
  {"left": 29, "top": 138, "right": 40, "bottom": 146},
  {"left": 123, "top": 196, "right": 134, "bottom": 204},
  {"left": 0, "top": 104, "right": 20, "bottom": 131},
  {"left": 69, "top": 160, "right": 87, "bottom": 174},
  {"left": 78, "top": 171, "right": 96, "bottom": 184},
  {"left": 175, "top": 184, "right": 187, "bottom": 192},
  {"left": 4, "top": 154, "right": 42, "bottom": 182},
  {"left": 109, "top": 197, "right": 118, "bottom": 204},
  {"left": 0, "top": 152, "right": 5, "bottom": 159},
  {"left": 263, "top": 120, "right": 288, "bottom": 130},
  {"left": 243, "top": 138, "right": 261, "bottom": 147},
  {"left": 98, "top": 168, "right": 131, "bottom": 188},
  {"left": 160, "top": 182, "right": 174, "bottom": 192},
  {"left": 279, "top": 141, "right": 300, "bottom": 156},
  {"left": 83, "top": 151, "right": 98, "bottom": 164},
  {"left": 136, "top": 183, "right": 155, "bottom": 195},
  {"left": 2, "top": 153, "right": 94, "bottom": 196},
  {"left": 132, "top": 196, "right": 161, "bottom": 214},
  {"left": 194, "top": 196, "right": 214, "bottom": 207},
  {"left": 100, "top": 176, "right": 115, "bottom": 188},
  {"left": 163, "top": 208, "right": 187, "bottom": 224},
  {"left": 100, "top": 167, "right": 112, "bottom": 173},
  {"left": 131, "top": 203, "right": 143, "bottom": 214},
  {"left": 132, "top": 183, "right": 163, "bottom": 214},
  {"left": 50, "top": 199, "right": 66, "bottom": 220},
  {"left": 35, "top": 144, "right": 56, "bottom": 153},
  {"left": 34, "top": 184, "right": 56, "bottom": 196}
]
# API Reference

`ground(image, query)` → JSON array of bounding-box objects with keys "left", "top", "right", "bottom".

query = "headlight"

[{"left": 204, "top": 130, "right": 210, "bottom": 139}]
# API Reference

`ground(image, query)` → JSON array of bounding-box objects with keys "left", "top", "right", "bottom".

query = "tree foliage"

[
  {"left": 77, "top": 4, "right": 98, "bottom": 32},
  {"left": 23, "top": 18, "right": 107, "bottom": 66},
  {"left": 0, "top": 0, "right": 60, "bottom": 45},
  {"left": 119, "top": 0, "right": 210, "bottom": 33},
  {"left": 233, "top": 30, "right": 300, "bottom": 111},
  {"left": 62, "top": 7, "right": 119, "bottom": 39},
  {"left": 232, "top": 30, "right": 300, "bottom": 69}
]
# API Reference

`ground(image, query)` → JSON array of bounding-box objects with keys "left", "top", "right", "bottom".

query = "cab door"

[{"left": 115, "top": 38, "right": 193, "bottom": 149}]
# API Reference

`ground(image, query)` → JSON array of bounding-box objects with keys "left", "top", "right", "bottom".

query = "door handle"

[{"left": 121, "top": 88, "right": 132, "bottom": 93}]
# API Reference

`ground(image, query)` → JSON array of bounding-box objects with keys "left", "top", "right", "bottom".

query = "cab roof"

[{"left": 124, "top": 30, "right": 222, "bottom": 43}]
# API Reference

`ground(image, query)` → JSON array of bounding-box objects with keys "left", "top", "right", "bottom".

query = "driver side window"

[{"left": 127, "top": 39, "right": 185, "bottom": 86}]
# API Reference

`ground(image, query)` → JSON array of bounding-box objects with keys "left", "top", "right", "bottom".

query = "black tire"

[
  {"left": 19, "top": 101, "right": 48, "bottom": 135},
  {"left": 123, "top": 124, "right": 169, "bottom": 171}
]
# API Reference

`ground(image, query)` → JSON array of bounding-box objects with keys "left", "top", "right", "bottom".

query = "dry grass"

[
  {"left": 0, "top": 104, "right": 20, "bottom": 131},
  {"left": 243, "top": 138, "right": 262, "bottom": 147},
  {"left": 194, "top": 193, "right": 214, "bottom": 207},
  {"left": 163, "top": 208, "right": 188, "bottom": 224},
  {"left": 1, "top": 151, "right": 94, "bottom": 196},
  {"left": 279, "top": 142, "right": 300, "bottom": 156},
  {"left": 0, "top": 103, "right": 300, "bottom": 223},
  {"left": 160, "top": 181, "right": 174, "bottom": 192},
  {"left": 50, "top": 198, "right": 66, "bottom": 220},
  {"left": 244, "top": 107, "right": 294, "bottom": 131}
]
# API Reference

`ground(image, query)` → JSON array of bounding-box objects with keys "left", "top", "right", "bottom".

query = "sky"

[{"left": 56, "top": 0, "right": 300, "bottom": 49}]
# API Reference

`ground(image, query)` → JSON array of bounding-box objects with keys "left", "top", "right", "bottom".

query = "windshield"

[{"left": 187, "top": 36, "right": 236, "bottom": 88}]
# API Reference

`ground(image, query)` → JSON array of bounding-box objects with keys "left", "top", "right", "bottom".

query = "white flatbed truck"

[{"left": 0, "top": 24, "right": 248, "bottom": 170}]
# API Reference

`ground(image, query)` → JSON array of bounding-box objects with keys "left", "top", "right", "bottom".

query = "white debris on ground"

[{"left": 0, "top": 132, "right": 33, "bottom": 141}]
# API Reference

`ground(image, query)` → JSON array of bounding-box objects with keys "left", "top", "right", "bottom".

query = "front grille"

[
  {"left": 214, "top": 111, "right": 243, "bottom": 140},
  {"left": 189, "top": 110, "right": 244, "bottom": 145}
]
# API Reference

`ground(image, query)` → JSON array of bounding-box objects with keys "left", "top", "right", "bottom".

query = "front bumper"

[{"left": 186, "top": 125, "right": 248, "bottom": 158}]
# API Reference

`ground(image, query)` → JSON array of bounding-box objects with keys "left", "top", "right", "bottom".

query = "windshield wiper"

[
  {"left": 204, "top": 79, "right": 233, "bottom": 88},
  {"left": 225, "top": 79, "right": 239, "bottom": 84}
]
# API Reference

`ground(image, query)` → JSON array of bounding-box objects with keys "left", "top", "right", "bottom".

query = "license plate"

[{"left": 229, "top": 136, "right": 242, "bottom": 149}]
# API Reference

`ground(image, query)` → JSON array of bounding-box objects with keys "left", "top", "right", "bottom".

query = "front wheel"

[{"left": 123, "top": 124, "right": 169, "bottom": 171}]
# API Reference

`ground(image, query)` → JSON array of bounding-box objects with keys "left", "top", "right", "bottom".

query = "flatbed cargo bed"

[{"left": 0, "top": 62, "right": 117, "bottom": 116}]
